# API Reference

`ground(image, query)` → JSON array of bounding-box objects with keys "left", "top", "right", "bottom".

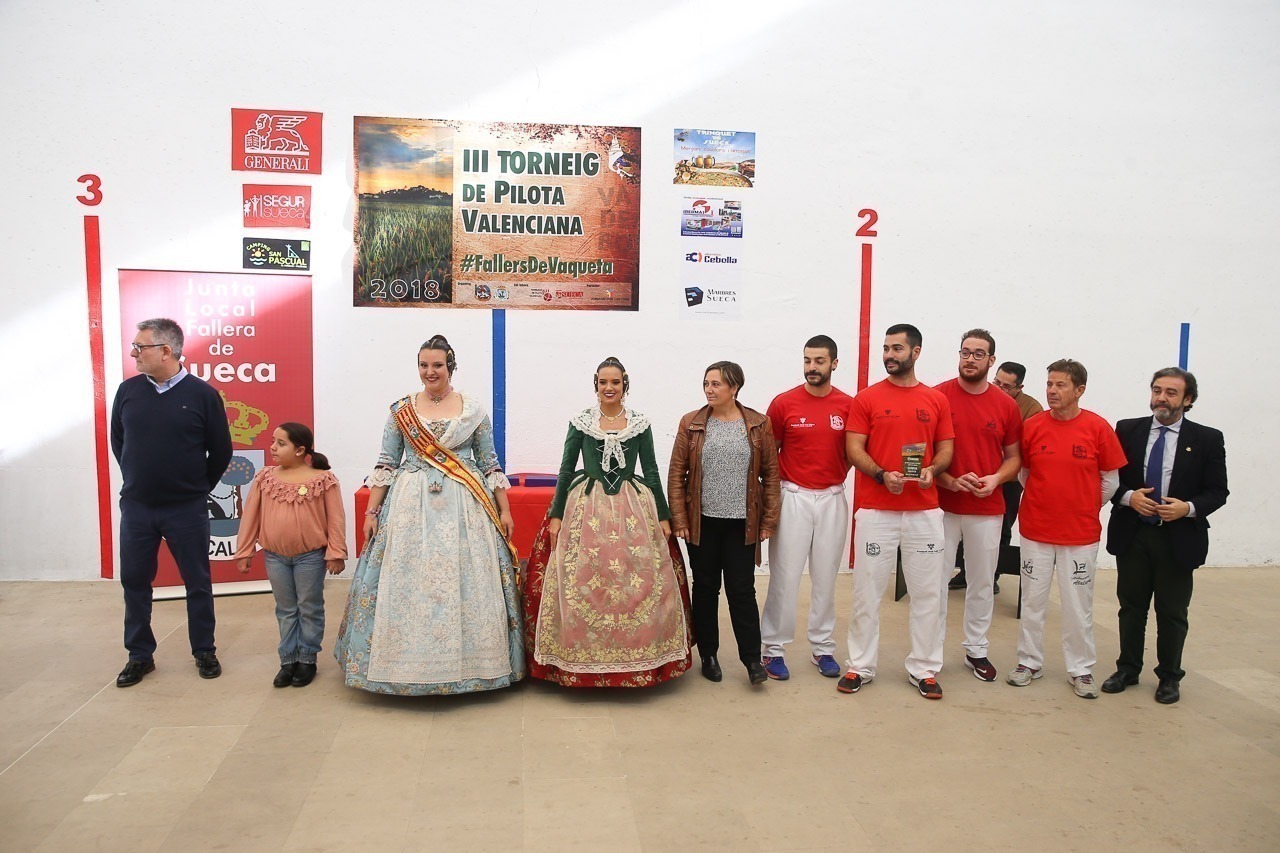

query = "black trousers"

[
  {"left": 685, "top": 515, "right": 760, "bottom": 665},
  {"left": 1114, "top": 523, "right": 1194, "bottom": 682},
  {"left": 119, "top": 497, "right": 217, "bottom": 661},
  {"left": 996, "top": 481, "right": 1023, "bottom": 573},
  {"left": 955, "top": 482, "right": 1023, "bottom": 577}
]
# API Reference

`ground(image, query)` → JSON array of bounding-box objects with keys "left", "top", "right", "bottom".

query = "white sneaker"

[
  {"left": 1006, "top": 664, "right": 1042, "bottom": 687},
  {"left": 1070, "top": 673, "right": 1100, "bottom": 699}
]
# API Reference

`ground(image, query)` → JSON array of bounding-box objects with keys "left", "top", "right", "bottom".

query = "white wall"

[{"left": 1, "top": 0, "right": 1275, "bottom": 579}]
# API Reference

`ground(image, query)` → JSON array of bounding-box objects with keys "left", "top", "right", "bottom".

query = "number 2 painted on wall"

[
  {"left": 856, "top": 208, "right": 877, "bottom": 237},
  {"left": 77, "top": 174, "right": 103, "bottom": 206}
]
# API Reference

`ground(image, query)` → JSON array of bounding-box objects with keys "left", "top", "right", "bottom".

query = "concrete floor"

[{"left": 1, "top": 568, "right": 1277, "bottom": 852}]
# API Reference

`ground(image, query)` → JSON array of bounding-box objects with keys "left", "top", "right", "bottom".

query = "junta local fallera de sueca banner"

[{"left": 118, "top": 269, "right": 313, "bottom": 587}]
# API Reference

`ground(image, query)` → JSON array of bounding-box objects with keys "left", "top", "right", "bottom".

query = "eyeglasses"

[
  {"left": 958, "top": 349, "right": 990, "bottom": 360},
  {"left": 130, "top": 343, "right": 166, "bottom": 353}
]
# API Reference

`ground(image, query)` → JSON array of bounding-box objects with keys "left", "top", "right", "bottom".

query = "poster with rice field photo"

[{"left": 354, "top": 116, "right": 642, "bottom": 310}]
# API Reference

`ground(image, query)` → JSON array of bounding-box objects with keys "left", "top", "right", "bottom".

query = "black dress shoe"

[
  {"left": 993, "top": 578, "right": 1001, "bottom": 595},
  {"left": 291, "top": 663, "right": 317, "bottom": 687},
  {"left": 116, "top": 659, "right": 155, "bottom": 688},
  {"left": 746, "top": 660, "right": 768, "bottom": 685},
  {"left": 700, "top": 656, "right": 723, "bottom": 682},
  {"left": 1101, "top": 671, "right": 1139, "bottom": 694},
  {"left": 273, "top": 663, "right": 297, "bottom": 688},
  {"left": 1155, "top": 679, "right": 1181, "bottom": 704},
  {"left": 948, "top": 572, "right": 967, "bottom": 590},
  {"left": 195, "top": 652, "right": 222, "bottom": 679}
]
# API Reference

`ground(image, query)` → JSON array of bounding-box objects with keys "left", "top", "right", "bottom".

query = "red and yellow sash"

[{"left": 392, "top": 402, "right": 517, "bottom": 560}]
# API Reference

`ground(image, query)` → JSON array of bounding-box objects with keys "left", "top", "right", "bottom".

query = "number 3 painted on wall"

[
  {"left": 77, "top": 174, "right": 103, "bottom": 206},
  {"left": 856, "top": 208, "right": 877, "bottom": 237}
]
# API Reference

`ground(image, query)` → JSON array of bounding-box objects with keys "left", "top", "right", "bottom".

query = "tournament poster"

[{"left": 354, "top": 116, "right": 641, "bottom": 310}]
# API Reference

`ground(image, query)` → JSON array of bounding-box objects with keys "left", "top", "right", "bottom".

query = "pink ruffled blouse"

[{"left": 234, "top": 467, "right": 348, "bottom": 560}]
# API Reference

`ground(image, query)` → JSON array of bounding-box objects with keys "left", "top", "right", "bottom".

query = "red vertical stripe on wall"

[
  {"left": 85, "top": 215, "right": 114, "bottom": 578},
  {"left": 850, "top": 242, "right": 874, "bottom": 566},
  {"left": 857, "top": 242, "right": 873, "bottom": 393}
]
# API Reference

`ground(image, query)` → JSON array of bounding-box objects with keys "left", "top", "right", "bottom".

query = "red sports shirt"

[
  {"left": 935, "top": 379, "right": 1023, "bottom": 515},
  {"left": 766, "top": 384, "right": 855, "bottom": 489},
  {"left": 1019, "top": 409, "right": 1127, "bottom": 545},
  {"left": 847, "top": 380, "right": 955, "bottom": 511}
]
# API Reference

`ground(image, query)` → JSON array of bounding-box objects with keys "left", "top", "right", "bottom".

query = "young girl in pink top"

[{"left": 236, "top": 423, "right": 347, "bottom": 687}]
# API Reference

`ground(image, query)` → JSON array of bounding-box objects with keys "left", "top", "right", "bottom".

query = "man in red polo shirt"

[
  {"left": 839, "top": 324, "right": 954, "bottom": 700},
  {"left": 1008, "top": 359, "right": 1126, "bottom": 699},
  {"left": 934, "top": 329, "right": 1022, "bottom": 682}
]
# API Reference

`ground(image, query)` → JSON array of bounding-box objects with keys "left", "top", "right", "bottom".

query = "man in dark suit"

[{"left": 1103, "top": 367, "right": 1228, "bottom": 704}]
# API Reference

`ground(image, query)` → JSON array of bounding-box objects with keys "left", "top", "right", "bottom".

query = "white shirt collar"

[{"left": 147, "top": 365, "right": 188, "bottom": 392}]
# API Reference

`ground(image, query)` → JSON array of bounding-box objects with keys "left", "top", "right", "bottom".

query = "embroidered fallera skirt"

[
  {"left": 523, "top": 480, "right": 692, "bottom": 687},
  {"left": 334, "top": 468, "right": 524, "bottom": 695}
]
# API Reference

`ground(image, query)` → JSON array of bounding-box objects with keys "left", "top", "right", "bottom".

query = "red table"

[{"left": 354, "top": 473, "right": 557, "bottom": 562}]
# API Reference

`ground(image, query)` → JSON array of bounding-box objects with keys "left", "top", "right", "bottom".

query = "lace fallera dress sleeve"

[
  {"left": 470, "top": 413, "right": 511, "bottom": 492},
  {"left": 369, "top": 412, "right": 405, "bottom": 487}
]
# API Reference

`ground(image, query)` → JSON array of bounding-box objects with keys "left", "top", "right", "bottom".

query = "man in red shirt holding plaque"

[
  {"left": 934, "top": 330, "right": 1023, "bottom": 682},
  {"left": 1009, "top": 359, "right": 1126, "bottom": 698},
  {"left": 839, "top": 324, "right": 954, "bottom": 700},
  {"left": 760, "top": 335, "right": 855, "bottom": 681}
]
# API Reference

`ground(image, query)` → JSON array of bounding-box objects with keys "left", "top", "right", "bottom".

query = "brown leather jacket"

[{"left": 667, "top": 403, "right": 781, "bottom": 565}]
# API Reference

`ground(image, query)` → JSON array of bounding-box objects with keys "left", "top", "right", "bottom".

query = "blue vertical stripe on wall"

[
  {"left": 1179, "top": 322, "right": 1190, "bottom": 369},
  {"left": 492, "top": 309, "right": 507, "bottom": 468}
]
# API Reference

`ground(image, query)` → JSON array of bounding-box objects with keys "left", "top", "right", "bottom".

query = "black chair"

[{"left": 896, "top": 542, "right": 1023, "bottom": 618}]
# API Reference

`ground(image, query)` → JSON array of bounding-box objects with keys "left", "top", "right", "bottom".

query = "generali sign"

[{"left": 232, "top": 108, "right": 322, "bottom": 174}]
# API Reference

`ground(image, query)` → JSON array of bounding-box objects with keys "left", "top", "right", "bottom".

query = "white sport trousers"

[
  {"left": 1016, "top": 537, "right": 1099, "bottom": 677},
  {"left": 938, "top": 512, "right": 1002, "bottom": 660},
  {"left": 845, "top": 507, "right": 946, "bottom": 681},
  {"left": 761, "top": 482, "right": 848, "bottom": 658}
]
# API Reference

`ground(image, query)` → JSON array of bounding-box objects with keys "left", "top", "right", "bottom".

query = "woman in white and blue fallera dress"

[{"left": 334, "top": 335, "right": 524, "bottom": 695}]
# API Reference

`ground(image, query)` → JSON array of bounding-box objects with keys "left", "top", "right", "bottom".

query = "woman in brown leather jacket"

[{"left": 668, "top": 361, "right": 781, "bottom": 684}]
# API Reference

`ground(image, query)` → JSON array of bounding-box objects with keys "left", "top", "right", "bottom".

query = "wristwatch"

[{"left": 873, "top": 470, "right": 885, "bottom": 484}]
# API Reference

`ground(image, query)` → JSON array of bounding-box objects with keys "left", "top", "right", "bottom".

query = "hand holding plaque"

[{"left": 901, "top": 443, "right": 926, "bottom": 479}]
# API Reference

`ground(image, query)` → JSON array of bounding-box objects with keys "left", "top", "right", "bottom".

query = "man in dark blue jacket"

[
  {"left": 111, "top": 318, "right": 232, "bottom": 687},
  {"left": 1103, "top": 368, "right": 1228, "bottom": 704}
]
